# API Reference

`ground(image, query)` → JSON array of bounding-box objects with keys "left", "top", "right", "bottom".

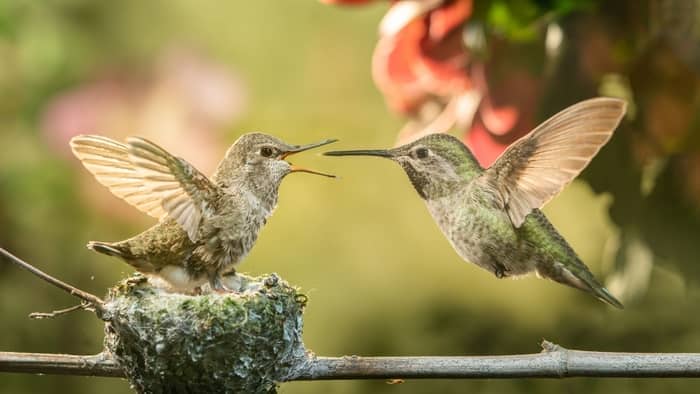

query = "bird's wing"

[
  {"left": 481, "top": 98, "right": 626, "bottom": 228},
  {"left": 70, "top": 135, "right": 218, "bottom": 241}
]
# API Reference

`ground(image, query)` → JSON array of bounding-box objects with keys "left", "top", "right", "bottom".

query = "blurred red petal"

[
  {"left": 373, "top": 19, "right": 430, "bottom": 113},
  {"left": 384, "top": 20, "right": 424, "bottom": 84},
  {"left": 465, "top": 120, "right": 510, "bottom": 167},
  {"left": 380, "top": 0, "right": 442, "bottom": 36},
  {"left": 428, "top": 0, "right": 472, "bottom": 41},
  {"left": 372, "top": 1, "right": 473, "bottom": 115},
  {"left": 419, "top": 27, "right": 471, "bottom": 95},
  {"left": 474, "top": 64, "right": 539, "bottom": 138},
  {"left": 479, "top": 98, "right": 519, "bottom": 135}
]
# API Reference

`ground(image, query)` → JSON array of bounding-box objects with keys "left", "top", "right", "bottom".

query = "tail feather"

[
  {"left": 555, "top": 264, "right": 624, "bottom": 309},
  {"left": 87, "top": 240, "right": 157, "bottom": 273},
  {"left": 592, "top": 286, "right": 624, "bottom": 309}
]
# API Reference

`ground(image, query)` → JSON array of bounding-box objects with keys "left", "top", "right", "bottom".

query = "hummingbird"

[
  {"left": 325, "top": 98, "right": 626, "bottom": 308},
  {"left": 70, "top": 133, "right": 336, "bottom": 292}
]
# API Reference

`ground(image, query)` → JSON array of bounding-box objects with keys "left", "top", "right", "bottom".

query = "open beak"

[
  {"left": 283, "top": 139, "right": 338, "bottom": 178},
  {"left": 323, "top": 149, "right": 394, "bottom": 158}
]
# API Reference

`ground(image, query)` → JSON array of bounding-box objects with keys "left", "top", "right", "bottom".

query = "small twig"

[
  {"left": 2, "top": 342, "right": 700, "bottom": 379},
  {"left": 0, "top": 248, "right": 105, "bottom": 314},
  {"left": 29, "top": 302, "right": 91, "bottom": 320}
]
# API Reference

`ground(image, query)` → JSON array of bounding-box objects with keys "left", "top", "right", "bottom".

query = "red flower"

[
  {"left": 372, "top": 0, "right": 472, "bottom": 114},
  {"left": 323, "top": 0, "right": 541, "bottom": 167}
]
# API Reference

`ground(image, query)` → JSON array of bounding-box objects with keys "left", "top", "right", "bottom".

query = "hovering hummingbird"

[
  {"left": 70, "top": 133, "right": 336, "bottom": 292},
  {"left": 326, "top": 98, "right": 626, "bottom": 308}
]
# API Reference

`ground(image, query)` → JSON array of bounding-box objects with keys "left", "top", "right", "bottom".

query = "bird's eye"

[
  {"left": 415, "top": 147, "right": 429, "bottom": 159},
  {"left": 260, "top": 147, "right": 275, "bottom": 157}
]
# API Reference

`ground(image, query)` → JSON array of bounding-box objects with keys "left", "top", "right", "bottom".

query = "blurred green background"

[{"left": 1, "top": 1, "right": 700, "bottom": 393}]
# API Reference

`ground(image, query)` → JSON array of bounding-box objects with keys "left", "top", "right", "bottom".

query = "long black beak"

[
  {"left": 283, "top": 139, "right": 338, "bottom": 178},
  {"left": 283, "top": 139, "right": 339, "bottom": 157},
  {"left": 323, "top": 149, "right": 393, "bottom": 158}
]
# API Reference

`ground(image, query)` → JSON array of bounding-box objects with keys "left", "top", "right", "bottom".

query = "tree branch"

[
  {"left": 2, "top": 342, "right": 700, "bottom": 379},
  {"left": 300, "top": 342, "right": 700, "bottom": 379},
  {"left": 2, "top": 250, "right": 698, "bottom": 381},
  {"left": 0, "top": 248, "right": 105, "bottom": 315},
  {"left": 0, "top": 352, "right": 123, "bottom": 377}
]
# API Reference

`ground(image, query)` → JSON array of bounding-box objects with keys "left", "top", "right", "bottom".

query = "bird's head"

[
  {"left": 214, "top": 133, "right": 336, "bottom": 188},
  {"left": 325, "top": 134, "right": 481, "bottom": 199}
]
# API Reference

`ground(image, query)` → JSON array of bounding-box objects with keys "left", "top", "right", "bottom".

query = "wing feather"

[
  {"left": 482, "top": 98, "right": 626, "bottom": 227},
  {"left": 70, "top": 135, "right": 218, "bottom": 241}
]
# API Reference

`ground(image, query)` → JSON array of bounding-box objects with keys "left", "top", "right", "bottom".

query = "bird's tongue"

[{"left": 289, "top": 164, "right": 336, "bottom": 178}]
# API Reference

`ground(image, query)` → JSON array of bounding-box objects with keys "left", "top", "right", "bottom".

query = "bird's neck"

[
  {"left": 401, "top": 163, "right": 475, "bottom": 200},
  {"left": 421, "top": 177, "right": 465, "bottom": 200},
  {"left": 240, "top": 174, "right": 281, "bottom": 216},
  {"left": 216, "top": 170, "right": 281, "bottom": 217}
]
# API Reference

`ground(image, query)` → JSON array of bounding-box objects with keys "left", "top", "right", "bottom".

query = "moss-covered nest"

[{"left": 102, "top": 273, "right": 309, "bottom": 393}]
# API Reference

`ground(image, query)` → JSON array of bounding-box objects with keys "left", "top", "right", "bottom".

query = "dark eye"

[
  {"left": 260, "top": 147, "right": 275, "bottom": 157},
  {"left": 415, "top": 147, "right": 429, "bottom": 159}
]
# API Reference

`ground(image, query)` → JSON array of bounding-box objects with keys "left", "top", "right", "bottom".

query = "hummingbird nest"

[{"left": 102, "top": 273, "right": 309, "bottom": 393}]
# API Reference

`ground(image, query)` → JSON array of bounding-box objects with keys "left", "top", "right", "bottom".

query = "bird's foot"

[
  {"left": 210, "top": 272, "right": 240, "bottom": 294},
  {"left": 220, "top": 270, "right": 243, "bottom": 292},
  {"left": 494, "top": 264, "right": 508, "bottom": 279},
  {"left": 209, "top": 281, "right": 234, "bottom": 294}
]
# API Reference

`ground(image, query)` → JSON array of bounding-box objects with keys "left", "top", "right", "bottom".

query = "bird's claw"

[
  {"left": 494, "top": 264, "right": 508, "bottom": 279},
  {"left": 210, "top": 273, "right": 240, "bottom": 294}
]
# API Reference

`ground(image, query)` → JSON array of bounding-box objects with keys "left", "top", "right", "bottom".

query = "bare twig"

[
  {"left": 2, "top": 342, "right": 700, "bottom": 379},
  {"left": 29, "top": 302, "right": 91, "bottom": 320},
  {"left": 0, "top": 248, "right": 104, "bottom": 314},
  {"left": 0, "top": 352, "right": 123, "bottom": 377}
]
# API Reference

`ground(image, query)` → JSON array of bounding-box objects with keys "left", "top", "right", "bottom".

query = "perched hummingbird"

[
  {"left": 70, "top": 133, "right": 336, "bottom": 292},
  {"left": 326, "top": 98, "right": 626, "bottom": 307}
]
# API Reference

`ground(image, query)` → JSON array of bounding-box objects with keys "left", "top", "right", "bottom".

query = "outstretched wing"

[
  {"left": 70, "top": 135, "right": 218, "bottom": 241},
  {"left": 482, "top": 98, "right": 626, "bottom": 227}
]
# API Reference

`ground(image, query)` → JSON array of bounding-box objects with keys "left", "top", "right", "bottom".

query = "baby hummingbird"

[
  {"left": 71, "top": 133, "right": 336, "bottom": 292},
  {"left": 326, "top": 98, "right": 626, "bottom": 308}
]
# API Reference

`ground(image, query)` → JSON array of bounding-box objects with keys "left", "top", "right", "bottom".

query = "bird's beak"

[
  {"left": 323, "top": 149, "right": 394, "bottom": 158},
  {"left": 282, "top": 139, "right": 338, "bottom": 178}
]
